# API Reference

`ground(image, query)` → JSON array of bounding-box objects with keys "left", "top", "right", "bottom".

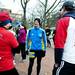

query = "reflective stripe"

[
  {"left": 56, "top": 61, "right": 65, "bottom": 75},
  {"left": 29, "top": 52, "right": 35, "bottom": 58}
]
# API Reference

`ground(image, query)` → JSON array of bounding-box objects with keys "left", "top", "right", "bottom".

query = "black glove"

[
  {"left": 54, "top": 48, "right": 63, "bottom": 64},
  {"left": 26, "top": 50, "right": 29, "bottom": 55},
  {"left": 12, "top": 46, "right": 20, "bottom": 54}
]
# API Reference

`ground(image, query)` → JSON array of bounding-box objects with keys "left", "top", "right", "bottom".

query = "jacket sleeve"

[
  {"left": 12, "top": 46, "right": 20, "bottom": 54},
  {"left": 10, "top": 33, "right": 19, "bottom": 48},
  {"left": 9, "top": 33, "right": 19, "bottom": 54},
  {"left": 54, "top": 17, "right": 69, "bottom": 64},
  {"left": 26, "top": 30, "right": 30, "bottom": 50},
  {"left": 54, "top": 48, "right": 64, "bottom": 64},
  {"left": 42, "top": 30, "right": 47, "bottom": 50}
]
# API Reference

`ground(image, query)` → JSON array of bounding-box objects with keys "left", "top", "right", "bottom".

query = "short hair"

[{"left": 61, "top": 1, "right": 75, "bottom": 11}]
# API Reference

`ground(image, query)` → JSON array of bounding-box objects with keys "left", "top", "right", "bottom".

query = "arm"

[
  {"left": 9, "top": 33, "right": 19, "bottom": 54},
  {"left": 26, "top": 30, "right": 30, "bottom": 51},
  {"left": 42, "top": 30, "right": 47, "bottom": 50},
  {"left": 12, "top": 46, "right": 20, "bottom": 54},
  {"left": 54, "top": 18, "right": 69, "bottom": 66},
  {"left": 54, "top": 48, "right": 63, "bottom": 66}
]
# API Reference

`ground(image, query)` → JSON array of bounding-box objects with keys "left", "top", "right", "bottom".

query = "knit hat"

[
  {"left": 62, "top": 1, "right": 75, "bottom": 10},
  {"left": 0, "top": 11, "right": 13, "bottom": 27}
]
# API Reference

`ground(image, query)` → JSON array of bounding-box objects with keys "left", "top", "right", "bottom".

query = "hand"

[
  {"left": 54, "top": 63, "right": 59, "bottom": 68},
  {"left": 26, "top": 51, "right": 29, "bottom": 55}
]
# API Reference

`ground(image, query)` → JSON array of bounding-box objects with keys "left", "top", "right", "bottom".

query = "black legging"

[
  {"left": 19, "top": 43, "right": 26, "bottom": 60},
  {"left": 28, "top": 57, "right": 42, "bottom": 75},
  {"left": 47, "top": 37, "right": 51, "bottom": 46},
  {"left": 0, "top": 68, "right": 19, "bottom": 75}
]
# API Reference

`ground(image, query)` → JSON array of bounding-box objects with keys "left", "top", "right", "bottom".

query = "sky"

[
  {"left": 0, "top": 0, "right": 74, "bottom": 13},
  {"left": 0, "top": 0, "right": 73, "bottom": 17},
  {"left": 0, "top": 0, "right": 38, "bottom": 14}
]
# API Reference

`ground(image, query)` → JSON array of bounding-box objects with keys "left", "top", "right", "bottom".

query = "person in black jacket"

[{"left": 45, "top": 25, "right": 51, "bottom": 47}]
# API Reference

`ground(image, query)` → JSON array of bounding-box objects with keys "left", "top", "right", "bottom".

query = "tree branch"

[
  {"left": 44, "top": 0, "right": 48, "bottom": 12},
  {"left": 39, "top": 0, "right": 45, "bottom": 7},
  {"left": 50, "top": 0, "right": 61, "bottom": 13},
  {"left": 45, "top": 0, "right": 58, "bottom": 14},
  {"left": 46, "top": 0, "right": 61, "bottom": 17},
  {"left": 21, "top": 0, "right": 24, "bottom": 9},
  {"left": 27, "top": 0, "right": 30, "bottom": 3}
]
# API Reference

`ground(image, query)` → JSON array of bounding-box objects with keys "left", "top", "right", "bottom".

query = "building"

[{"left": 0, "top": 8, "right": 23, "bottom": 20}]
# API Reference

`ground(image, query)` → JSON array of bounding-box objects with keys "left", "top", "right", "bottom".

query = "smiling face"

[{"left": 34, "top": 20, "right": 40, "bottom": 27}]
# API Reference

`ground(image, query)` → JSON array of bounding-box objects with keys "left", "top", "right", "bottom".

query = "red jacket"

[
  {"left": 0, "top": 27, "right": 19, "bottom": 72},
  {"left": 54, "top": 11, "right": 75, "bottom": 64},
  {"left": 54, "top": 17, "right": 69, "bottom": 48}
]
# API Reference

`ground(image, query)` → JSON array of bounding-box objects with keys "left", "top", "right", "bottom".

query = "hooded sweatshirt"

[{"left": 17, "top": 28, "right": 27, "bottom": 43}]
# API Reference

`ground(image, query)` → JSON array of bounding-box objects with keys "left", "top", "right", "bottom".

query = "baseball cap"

[
  {"left": 0, "top": 11, "right": 13, "bottom": 27},
  {"left": 61, "top": 1, "right": 75, "bottom": 10}
]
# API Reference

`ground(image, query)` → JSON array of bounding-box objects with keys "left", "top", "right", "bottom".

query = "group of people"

[
  {"left": 0, "top": 10, "right": 47, "bottom": 75},
  {"left": 0, "top": 1, "right": 75, "bottom": 75}
]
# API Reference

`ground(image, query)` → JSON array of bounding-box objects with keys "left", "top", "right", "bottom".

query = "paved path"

[{"left": 15, "top": 47, "right": 54, "bottom": 75}]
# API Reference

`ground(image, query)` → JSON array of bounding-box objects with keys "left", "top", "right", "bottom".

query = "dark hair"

[
  {"left": 34, "top": 18, "right": 42, "bottom": 26},
  {"left": 62, "top": 1, "right": 75, "bottom": 11},
  {"left": 64, "top": 6, "right": 74, "bottom": 11},
  {"left": 21, "top": 23, "right": 27, "bottom": 31}
]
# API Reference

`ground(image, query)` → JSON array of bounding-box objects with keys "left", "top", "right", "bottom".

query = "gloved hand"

[{"left": 26, "top": 50, "right": 29, "bottom": 55}]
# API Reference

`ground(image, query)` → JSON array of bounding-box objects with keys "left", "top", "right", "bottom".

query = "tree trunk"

[
  {"left": 43, "top": 0, "right": 48, "bottom": 28},
  {"left": 23, "top": 5, "right": 26, "bottom": 25}
]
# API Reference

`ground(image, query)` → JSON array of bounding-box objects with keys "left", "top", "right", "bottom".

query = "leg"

[
  {"left": 28, "top": 58, "right": 35, "bottom": 75},
  {"left": 52, "top": 65, "right": 58, "bottom": 75},
  {"left": 0, "top": 68, "right": 19, "bottom": 75},
  {"left": 37, "top": 57, "right": 42, "bottom": 75},
  {"left": 47, "top": 37, "right": 51, "bottom": 47},
  {"left": 8, "top": 68, "right": 19, "bottom": 75},
  {"left": 56, "top": 61, "right": 74, "bottom": 75},
  {"left": 20, "top": 43, "right": 26, "bottom": 60}
]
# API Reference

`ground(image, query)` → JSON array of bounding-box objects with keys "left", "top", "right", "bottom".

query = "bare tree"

[
  {"left": 47, "top": 0, "right": 61, "bottom": 17},
  {"left": 13, "top": 0, "right": 30, "bottom": 25},
  {"left": 38, "top": 0, "right": 61, "bottom": 27},
  {"left": 20, "top": 0, "right": 30, "bottom": 24}
]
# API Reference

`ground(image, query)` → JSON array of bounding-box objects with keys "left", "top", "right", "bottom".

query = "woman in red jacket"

[{"left": 0, "top": 11, "right": 19, "bottom": 75}]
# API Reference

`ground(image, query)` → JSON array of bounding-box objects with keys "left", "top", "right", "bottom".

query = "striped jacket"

[
  {"left": 54, "top": 11, "right": 75, "bottom": 64},
  {"left": 26, "top": 27, "right": 47, "bottom": 51}
]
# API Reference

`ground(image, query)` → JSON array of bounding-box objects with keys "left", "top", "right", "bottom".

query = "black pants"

[
  {"left": 52, "top": 65, "right": 58, "bottom": 75},
  {"left": 28, "top": 57, "right": 42, "bottom": 75},
  {"left": 0, "top": 68, "right": 19, "bottom": 75},
  {"left": 53, "top": 61, "right": 75, "bottom": 75},
  {"left": 47, "top": 37, "right": 51, "bottom": 46},
  {"left": 19, "top": 43, "right": 26, "bottom": 60}
]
